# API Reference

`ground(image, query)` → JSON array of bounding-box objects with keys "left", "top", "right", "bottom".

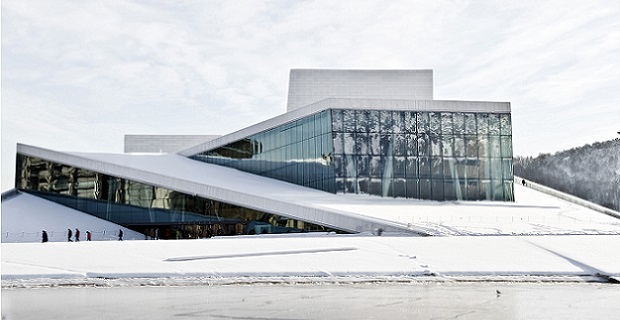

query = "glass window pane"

[
  {"left": 344, "top": 133, "right": 355, "bottom": 154},
  {"left": 478, "top": 114, "right": 489, "bottom": 135},
  {"left": 441, "top": 113, "right": 453, "bottom": 135},
  {"left": 356, "top": 110, "right": 369, "bottom": 133},
  {"left": 333, "top": 133, "right": 344, "bottom": 155},
  {"left": 489, "top": 114, "right": 500, "bottom": 135},
  {"left": 431, "top": 158, "right": 443, "bottom": 178},
  {"left": 500, "top": 114, "right": 512, "bottom": 136},
  {"left": 332, "top": 110, "right": 343, "bottom": 132},
  {"left": 394, "top": 134, "right": 406, "bottom": 156},
  {"left": 464, "top": 113, "right": 476, "bottom": 134},
  {"left": 501, "top": 136, "right": 513, "bottom": 158},
  {"left": 419, "top": 157, "right": 431, "bottom": 178},
  {"left": 343, "top": 110, "right": 356, "bottom": 132},
  {"left": 453, "top": 113, "right": 465, "bottom": 135},
  {"left": 454, "top": 135, "right": 465, "bottom": 157},
  {"left": 393, "top": 112, "right": 404, "bottom": 134},
  {"left": 442, "top": 135, "right": 454, "bottom": 157},
  {"left": 417, "top": 134, "right": 430, "bottom": 157},
  {"left": 417, "top": 112, "right": 429, "bottom": 134},
  {"left": 380, "top": 111, "right": 393, "bottom": 132},
  {"left": 355, "top": 133, "right": 368, "bottom": 155},
  {"left": 393, "top": 156, "right": 406, "bottom": 178},
  {"left": 406, "top": 157, "right": 418, "bottom": 178},
  {"left": 405, "top": 112, "right": 417, "bottom": 133},
  {"left": 489, "top": 136, "right": 501, "bottom": 157},
  {"left": 430, "top": 112, "right": 441, "bottom": 135},
  {"left": 368, "top": 110, "right": 380, "bottom": 133},
  {"left": 369, "top": 133, "right": 381, "bottom": 155}
]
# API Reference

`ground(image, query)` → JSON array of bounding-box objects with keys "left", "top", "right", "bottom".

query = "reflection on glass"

[{"left": 190, "top": 108, "right": 512, "bottom": 202}]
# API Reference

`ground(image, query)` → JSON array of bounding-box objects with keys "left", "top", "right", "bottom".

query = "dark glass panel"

[
  {"left": 419, "top": 157, "right": 431, "bottom": 178},
  {"left": 368, "top": 110, "right": 381, "bottom": 133},
  {"left": 489, "top": 135, "right": 501, "bottom": 157},
  {"left": 464, "top": 113, "right": 476, "bottom": 135},
  {"left": 454, "top": 135, "right": 465, "bottom": 157},
  {"left": 501, "top": 136, "right": 513, "bottom": 158},
  {"left": 343, "top": 109, "right": 356, "bottom": 132},
  {"left": 394, "top": 134, "right": 406, "bottom": 156},
  {"left": 419, "top": 179, "right": 431, "bottom": 199},
  {"left": 429, "top": 112, "right": 441, "bottom": 135},
  {"left": 441, "top": 113, "right": 453, "bottom": 135},
  {"left": 442, "top": 135, "right": 454, "bottom": 157},
  {"left": 405, "top": 157, "right": 418, "bottom": 178},
  {"left": 417, "top": 112, "right": 430, "bottom": 134},
  {"left": 343, "top": 133, "right": 356, "bottom": 154},
  {"left": 369, "top": 156, "right": 382, "bottom": 177},
  {"left": 355, "top": 133, "right": 369, "bottom": 155},
  {"left": 500, "top": 114, "right": 512, "bottom": 136},
  {"left": 393, "top": 156, "right": 406, "bottom": 178},
  {"left": 356, "top": 155, "right": 369, "bottom": 177},
  {"left": 380, "top": 111, "right": 393, "bottom": 132},
  {"left": 417, "top": 133, "right": 430, "bottom": 157},
  {"left": 404, "top": 112, "right": 417, "bottom": 133},
  {"left": 465, "top": 135, "right": 478, "bottom": 158},
  {"left": 431, "top": 180, "right": 444, "bottom": 201},
  {"left": 356, "top": 110, "right": 369, "bottom": 133},
  {"left": 489, "top": 114, "right": 501, "bottom": 135},
  {"left": 369, "top": 133, "right": 381, "bottom": 155},
  {"left": 477, "top": 114, "right": 489, "bottom": 135},
  {"left": 380, "top": 134, "right": 393, "bottom": 155},
  {"left": 393, "top": 179, "right": 406, "bottom": 198},
  {"left": 393, "top": 112, "right": 404, "bottom": 133},
  {"left": 431, "top": 158, "right": 443, "bottom": 179},
  {"left": 453, "top": 113, "right": 465, "bottom": 135}
]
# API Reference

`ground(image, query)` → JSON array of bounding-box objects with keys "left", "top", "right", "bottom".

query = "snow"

[
  {"left": 1, "top": 192, "right": 144, "bottom": 242},
  {"left": 2, "top": 233, "right": 619, "bottom": 284}
]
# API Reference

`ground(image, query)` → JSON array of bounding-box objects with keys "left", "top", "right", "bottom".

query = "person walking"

[
  {"left": 75, "top": 228, "right": 80, "bottom": 242},
  {"left": 67, "top": 228, "right": 73, "bottom": 242},
  {"left": 86, "top": 230, "right": 92, "bottom": 241},
  {"left": 118, "top": 229, "right": 123, "bottom": 241},
  {"left": 42, "top": 230, "right": 49, "bottom": 243}
]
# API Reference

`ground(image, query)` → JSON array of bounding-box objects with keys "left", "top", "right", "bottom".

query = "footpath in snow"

[{"left": 2, "top": 233, "right": 619, "bottom": 286}]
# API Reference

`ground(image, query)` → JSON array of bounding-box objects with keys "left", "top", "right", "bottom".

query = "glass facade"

[
  {"left": 16, "top": 155, "right": 339, "bottom": 237},
  {"left": 192, "top": 110, "right": 336, "bottom": 192},
  {"left": 331, "top": 110, "right": 513, "bottom": 201},
  {"left": 193, "top": 108, "right": 513, "bottom": 202}
]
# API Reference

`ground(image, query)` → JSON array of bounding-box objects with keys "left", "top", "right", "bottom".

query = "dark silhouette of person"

[
  {"left": 75, "top": 228, "right": 80, "bottom": 242},
  {"left": 86, "top": 230, "right": 92, "bottom": 241},
  {"left": 118, "top": 229, "right": 123, "bottom": 241},
  {"left": 42, "top": 230, "right": 48, "bottom": 243},
  {"left": 67, "top": 228, "right": 73, "bottom": 242},
  {"left": 521, "top": 179, "right": 526, "bottom": 186}
]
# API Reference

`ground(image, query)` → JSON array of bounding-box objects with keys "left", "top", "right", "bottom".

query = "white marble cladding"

[
  {"left": 179, "top": 98, "right": 510, "bottom": 157},
  {"left": 287, "top": 69, "right": 434, "bottom": 112},
  {"left": 125, "top": 135, "right": 220, "bottom": 153}
]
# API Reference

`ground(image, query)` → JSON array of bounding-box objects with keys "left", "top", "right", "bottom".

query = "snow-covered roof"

[
  {"left": 1, "top": 191, "right": 144, "bottom": 242},
  {"left": 13, "top": 144, "right": 620, "bottom": 238},
  {"left": 178, "top": 98, "right": 511, "bottom": 157}
]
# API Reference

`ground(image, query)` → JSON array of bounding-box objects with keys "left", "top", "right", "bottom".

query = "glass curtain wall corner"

[
  {"left": 331, "top": 109, "right": 514, "bottom": 201},
  {"left": 192, "top": 108, "right": 513, "bottom": 202}
]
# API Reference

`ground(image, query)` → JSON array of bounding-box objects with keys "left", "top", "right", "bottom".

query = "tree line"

[{"left": 514, "top": 138, "right": 620, "bottom": 211}]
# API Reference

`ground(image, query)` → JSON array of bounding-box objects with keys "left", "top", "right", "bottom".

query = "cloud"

[{"left": 2, "top": 0, "right": 620, "bottom": 191}]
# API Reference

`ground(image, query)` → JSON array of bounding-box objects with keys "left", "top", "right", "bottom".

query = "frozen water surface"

[{"left": 3, "top": 282, "right": 619, "bottom": 320}]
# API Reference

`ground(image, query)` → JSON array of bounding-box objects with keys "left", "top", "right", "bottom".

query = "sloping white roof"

[
  {"left": 16, "top": 144, "right": 429, "bottom": 235},
  {"left": 178, "top": 98, "right": 511, "bottom": 157},
  {"left": 14, "top": 144, "right": 620, "bottom": 237}
]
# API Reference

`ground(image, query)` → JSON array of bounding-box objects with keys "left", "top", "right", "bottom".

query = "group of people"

[{"left": 41, "top": 228, "right": 124, "bottom": 242}]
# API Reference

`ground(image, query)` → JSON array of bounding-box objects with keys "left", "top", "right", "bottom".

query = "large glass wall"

[
  {"left": 331, "top": 109, "right": 513, "bottom": 201},
  {"left": 15, "top": 155, "right": 340, "bottom": 237},
  {"left": 192, "top": 110, "right": 336, "bottom": 192}
]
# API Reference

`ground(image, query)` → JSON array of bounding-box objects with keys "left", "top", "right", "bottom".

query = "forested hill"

[{"left": 514, "top": 138, "right": 620, "bottom": 212}]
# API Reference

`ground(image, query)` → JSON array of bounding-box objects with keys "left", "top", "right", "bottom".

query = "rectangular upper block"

[{"left": 287, "top": 69, "right": 434, "bottom": 111}]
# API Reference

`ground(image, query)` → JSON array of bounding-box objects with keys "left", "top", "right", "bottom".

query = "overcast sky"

[{"left": 2, "top": 0, "right": 619, "bottom": 191}]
